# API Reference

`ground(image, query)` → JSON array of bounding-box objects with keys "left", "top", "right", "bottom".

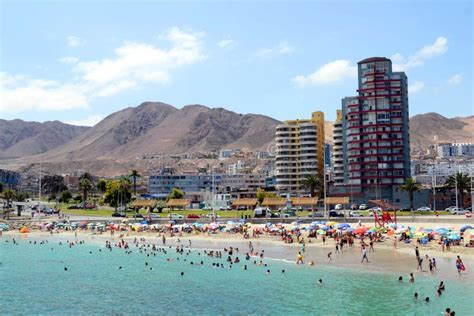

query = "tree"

[
  {"left": 97, "top": 179, "right": 107, "bottom": 193},
  {"left": 256, "top": 188, "right": 277, "bottom": 205},
  {"left": 156, "top": 200, "right": 166, "bottom": 213},
  {"left": 41, "top": 175, "right": 67, "bottom": 198},
  {"left": 60, "top": 190, "right": 72, "bottom": 203},
  {"left": 166, "top": 187, "right": 184, "bottom": 201},
  {"left": 79, "top": 173, "right": 93, "bottom": 209},
  {"left": 445, "top": 172, "right": 471, "bottom": 208},
  {"left": 2, "top": 189, "right": 15, "bottom": 219},
  {"left": 103, "top": 179, "right": 132, "bottom": 209},
  {"left": 302, "top": 175, "right": 323, "bottom": 197},
  {"left": 129, "top": 170, "right": 141, "bottom": 196},
  {"left": 400, "top": 178, "right": 422, "bottom": 220}
]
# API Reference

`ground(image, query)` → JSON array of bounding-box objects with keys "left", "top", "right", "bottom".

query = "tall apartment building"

[
  {"left": 437, "top": 142, "right": 474, "bottom": 158},
  {"left": 332, "top": 110, "right": 344, "bottom": 184},
  {"left": 275, "top": 111, "right": 325, "bottom": 195},
  {"left": 336, "top": 57, "right": 411, "bottom": 201}
]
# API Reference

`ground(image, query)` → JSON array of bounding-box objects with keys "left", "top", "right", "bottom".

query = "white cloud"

[
  {"left": 293, "top": 60, "right": 357, "bottom": 86},
  {"left": 1, "top": 27, "right": 207, "bottom": 114},
  {"left": 65, "top": 114, "right": 103, "bottom": 127},
  {"left": 75, "top": 27, "right": 205, "bottom": 86},
  {"left": 408, "top": 81, "right": 424, "bottom": 93},
  {"left": 253, "top": 41, "right": 295, "bottom": 59},
  {"left": 447, "top": 73, "right": 463, "bottom": 85},
  {"left": 392, "top": 37, "right": 448, "bottom": 71},
  {"left": 67, "top": 36, "right": 85, "bottom": 47},
  {"left": 218, "top": 38, "right": 236, "bottom": 49},
  {"left": 59, "top": 56, "right": 79, "bottom": 64},
  {"left": 0, "top": 72, "right": 89, "bottom": 113}
]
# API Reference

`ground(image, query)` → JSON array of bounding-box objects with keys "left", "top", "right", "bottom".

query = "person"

[
  {"left": 327, "top": 252, "right": 332, "bottom": 261},
  {"left": 393, "top": 237, "right": 397, "bottom": 249},
  {"left": 309, "top": 261, "right": 315, "bottom": 266},
  {"left": 361, "top": 246, "right": 369, "bottom": 263},
  {"left": 429, "top": 259, "right": 434, "bottom": 274},
  {"left": 296, "top": 252, "right": 304, "bottom": 264},
  {"left": 415, "top": 246, "right": 420, "bottom": 261},
  {"left": 414, "top": 292, "right": 418, "bottom": 299},
  {"left": 398, "top": 276, "right": 403, "bottom": 282},
  {"left": 445, "top": 308, "right": 451, "bottom": 316},
  {"left": 436, "top": 289, "right": 442, "bottom": 297},
  {"left": 335, "top": 244, "right": 340, "bottom": 253},
  {"left": 437, "top": 281, "right": 445, "bottom": 291},
  {"left": 162, "top": 235, "right": 166, "bottom": 245},
  {"left": 301, "top": 243, "right": 305, "bottom": 253},
  {"left": 455, "top": 255, "right": 464, "bottom": 275},
  {"left": 417, "top": 256, "right": 423, "bottom": 271},
  {"left": 318, "top": 279, "right": 322, "bottom": 285},
  {"left": 409, "top": 273, "right": 414, "bottom": 283},
  {"left": 425, "top": 297, "right": 430, "bottom": 302}
]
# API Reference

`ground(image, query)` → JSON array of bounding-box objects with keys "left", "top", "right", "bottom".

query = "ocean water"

[{"left": 1, "top": 236, "right": 472, "bottom": 315}]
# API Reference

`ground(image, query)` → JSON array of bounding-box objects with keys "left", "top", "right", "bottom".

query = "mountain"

[
  {"left": 0, "top": 119, "right": 89, "bottom": 159},
  {"left": 32, "top": 102, "right": 281, "bottom": 162},
  {"left": 410, "top": 113, "right": 474, "bottom": 151}
]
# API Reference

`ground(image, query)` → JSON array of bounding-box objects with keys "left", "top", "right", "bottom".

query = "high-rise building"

[
  {"left": 338, "top": 57, "right": 411, "bottom": 201},
  {"left": 332, "top": 110, "right": 344, "bottom": 184},
  {"left": 275, "top": 111, "right": 325, "bottom": 195}
]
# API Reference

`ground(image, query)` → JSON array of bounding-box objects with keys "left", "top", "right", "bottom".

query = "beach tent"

[{"left": 231, "top": 198, "right": 258, "bottom": 210}]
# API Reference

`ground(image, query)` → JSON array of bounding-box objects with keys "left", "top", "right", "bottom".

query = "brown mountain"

[
  {"left": 410, "top": 113, "right": 474, "bottom": 152},
  {"left": 32, "top": 102, "right": 280, "bottom": 162},
  {"left": 0, "top": 119, "right": 89, "bottom": 159}
]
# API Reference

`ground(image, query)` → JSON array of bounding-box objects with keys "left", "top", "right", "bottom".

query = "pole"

[
  {"left": 323, "top": 149, "right": 327, "bottom": 219},
  {"left": 38, "top": 162, "right": 42, "bottom": 206},
  {"left": 212, "top": 167, "right": 216, "bottom": 221},
  {"left": 455, "top": 161, "right": 459, "bottom": 210},
  {"left": 432, "top": 151, "right": 436, "bottom": 212}
]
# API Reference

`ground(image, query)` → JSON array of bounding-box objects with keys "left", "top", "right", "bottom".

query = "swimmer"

[
  {"left": 266, "top": 269, "right": 270, "bottom": 274},
  {"left": 398, "top": 276, "right": 403, "bottom": 282},
  {"left": 409, "top": 273, "right": 414, "bottom": 283},
  {"left": 414, "top": 292, "right": 418, "bottom": 299},
  {"left": 282, "top": 269, "right": 285, "bottom": 274},
  {"left": 180, "top": 272, "right": 184, "bottom": 276},
  {"left": 318, "top": 279, "right": 322, "bottom": 285},
  {"left": 64, "top": 267, "right": 68, "bottom": 271},
  {"left": 425, "top": 297, "right": 429, "bottom": 302}
]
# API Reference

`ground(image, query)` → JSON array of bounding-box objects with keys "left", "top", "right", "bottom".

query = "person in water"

[
  {"left": 413, "top": 292, "right": 418, "bottom": 299},
  {"left": 409, "top": 273, "right": 414, "bottom": 283}
]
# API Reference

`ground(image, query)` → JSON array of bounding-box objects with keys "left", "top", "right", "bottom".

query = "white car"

[
  {"left": 450, "top": 208, "right": 465, "bottom": 215},
  {"left": 205, "top": 213, "right": 220, "bottom": 219},
  {"left": 219, "top": 206, "right": 231, "bottom": 211},
  {"left": 359, "top": 204, "right": 368, "bottom": 210},
  {"left": 416, "top": 206, "right": 431, "bottom": 212},
  {"left": 169, "top": 213, "right": 184, "bottom": 220},
  {"left": 349, "top": 211, "right": 363, "bottom": 217},
  {"left": 335, "top": 204, "right": 343, "bottom": 210}
]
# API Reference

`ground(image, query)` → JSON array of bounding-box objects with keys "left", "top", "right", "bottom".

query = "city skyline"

[{"left": 1, "top": 1, "right": 472, "bottom": 126}]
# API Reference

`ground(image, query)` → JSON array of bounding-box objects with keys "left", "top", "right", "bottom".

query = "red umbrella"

[{"left": 353, "top": 226, "right": 369, "bottom": 235}]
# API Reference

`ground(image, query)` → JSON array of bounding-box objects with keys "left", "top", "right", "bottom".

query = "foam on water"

[{"left": 1, "top": 237, "right": 472, "bottom": 315}]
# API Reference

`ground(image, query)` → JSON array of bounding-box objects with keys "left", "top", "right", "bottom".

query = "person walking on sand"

[
  {"left": 415, "top": 246, "right": 420, "bottom": 261},
  {"left": 417, "top": 256, "right": 423, "bottom": 271},
  {"left": 296, "top": 251, "right": 304, "bottom": 264},
  {"left": 456, "top": 256, "right": 465, "bottom": 275},
  {"left": 393, "top": 237, "right": 397, "bottom": 249},
  {"left": 361, "top": 246, "right": 369, "bottom": 263}
]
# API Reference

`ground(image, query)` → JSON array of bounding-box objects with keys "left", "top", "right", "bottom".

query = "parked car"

[
  {"left": 148, "top": 214, "right": 161, "bottom": 220},
  {"left": 205, "top": 213, "right": 220, "bottom": 219},
  {"left": 398, "top": 206, "right": 411, "bottom": 212},
  {"left": 309, "top": 212, "right": 325, "bottom": 218},
  {"left": 350, "top": 204, "right": 359, "bottom": 210},
  {"left": 67, "top": 204, "right": 81, "bottom": 209},
  {"left": 359, "top": 204, "right": 368, "bottom": 210},
  {"left": 170, "top": 213, "right": 184, "bottom": 220},
  {"left": 416, "top": 206, "right": 431, "bottom": 212},
  {"left": 111, "top": 211, "right": 126, "bottom": 217},
  {"left": 328, "top": 210, "right": 343, "bottom": 218},
  {"left": 368, "top": 208, "right": 382, "bottom": 217},
  {"left": 201, "top": 206, "right": 212, "bottom": 211},
  {"left": 187, "top": 214, "right": 201, "bottom": 219},
  {"left": 335, "top": 204, "right": 343, "bottom": 210},
  {"left": 219, "top": 206, "right": 231, "bottom": 211},
  {"left": 450, "top": 208, "right": 466, "bottom": 215},
  {"left": 237, "top": 205, "right": 247, "bottom": 211},
  {"left": 349, "top": 211, "right": 363, "bottom": 217}
]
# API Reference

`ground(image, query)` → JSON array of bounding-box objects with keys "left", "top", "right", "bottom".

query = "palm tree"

[
  {"left": 79, "top": 173, "right": 93, "bottom": 210},
  {"left": 445, "top": 172, "right": 471, "bottom": 208},
  {"left": 302, "top": 175, "right": 322, "bottom": 197},
  {"left": 129, "top": 170, "right": 141, "bottom": 196},
  {"left": 400, "top": 178, "right": 422, "bottom": 221},
  {"left": 2, "top": 189, "right": 15, "bottom": 220}
]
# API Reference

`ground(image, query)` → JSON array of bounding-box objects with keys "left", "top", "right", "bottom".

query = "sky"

[{"left": 0, "top": 0, "right": 472, "bottom": 126}]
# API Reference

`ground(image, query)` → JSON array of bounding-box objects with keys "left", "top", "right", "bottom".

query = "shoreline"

[{"left": 4, "top": 229, "right": 473, "bottom": 283}]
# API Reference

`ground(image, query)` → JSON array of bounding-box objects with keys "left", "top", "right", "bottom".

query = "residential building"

[
  {"left": 332, "top": 110, "right": 344, "bottom": 184},
  {"left": 437, "top": 142, "right": 474, "bottom": 158},
  {"left": 334, "top": 57, "right": 411, "bottom": 202},
  {"left": 221, "top": 174, "right": 265, "bottom": 193},
  {"left": 0, "top": 169, "right": 20, "bottom": 188},
  {"left": 148, "top": 171, "right": 222, "bottom": 198},
  {"left": 275, "top": 111, "right": 325, "bottom": 195}
]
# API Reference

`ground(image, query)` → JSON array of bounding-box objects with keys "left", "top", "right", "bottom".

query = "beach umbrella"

[
  {"left": 447, "top": 234, "right": 461, "bottom": 241},
  {"left": 387, "top": 223, "right": 397, "bottom": 228},
  {"left": 227, "top": 221, "right": 236, "bottom": 225},
  {"left": 326, "top": 221, "right": 339, "bottom": 226},
  {"left": 353, "top": 227, "right": 368, "bottom": 234},
  {"left": 317, "top": 229, "right": 326, "bottom": 235},
  {"left": 435, "top": 228, "right": 449, "bottom": 235},
  {"left": 460, "top": 225, "right": 473, "bottom": 232},
  {"left": 337, "top": 223, "right": 351, "bottom": 229}
]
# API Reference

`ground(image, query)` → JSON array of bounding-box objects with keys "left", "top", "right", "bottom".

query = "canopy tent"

[
  {"left": 261, "top": 197, "right": 287, "bottom": 209},
  {"left": 231, "top": 198, "right": 258, "bottom": 208},
  {"left": 368, "top": 200, "right": 398, "bottom": 227},
  {"left": 324, "top": 197, "right": 349, "bottom": 205},
  {"left": 166, "top": 199, "right": 190, "bottom": 209},
  {"left": 291, "top": 197, "right": 318, "bottom": 206},
  {"left": 130, "top": 200, "right": 156, "bottom": 209}
]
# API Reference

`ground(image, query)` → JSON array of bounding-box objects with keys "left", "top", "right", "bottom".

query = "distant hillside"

[
  {"left": 33, "top": 102, "right": 281, "bottom": 162},
  {"left": 0, "top": 119, "right": 89, "bottom": 159},
  {"left": 410, "top": 113, "right": 474, "bottom": 151}
]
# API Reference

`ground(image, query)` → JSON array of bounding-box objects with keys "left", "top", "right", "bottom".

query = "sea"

[{"left": 1, "top": 236, "right": 473, "bottom": 315}]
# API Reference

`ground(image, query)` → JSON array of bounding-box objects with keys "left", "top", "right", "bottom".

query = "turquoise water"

[{"left": 1, "top": 237, "right": 472, "bottom": 315}]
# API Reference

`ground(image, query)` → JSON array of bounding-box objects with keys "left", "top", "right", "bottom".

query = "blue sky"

[{"left": 0, "top": 0, "right": 472, "bottom": 125}]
